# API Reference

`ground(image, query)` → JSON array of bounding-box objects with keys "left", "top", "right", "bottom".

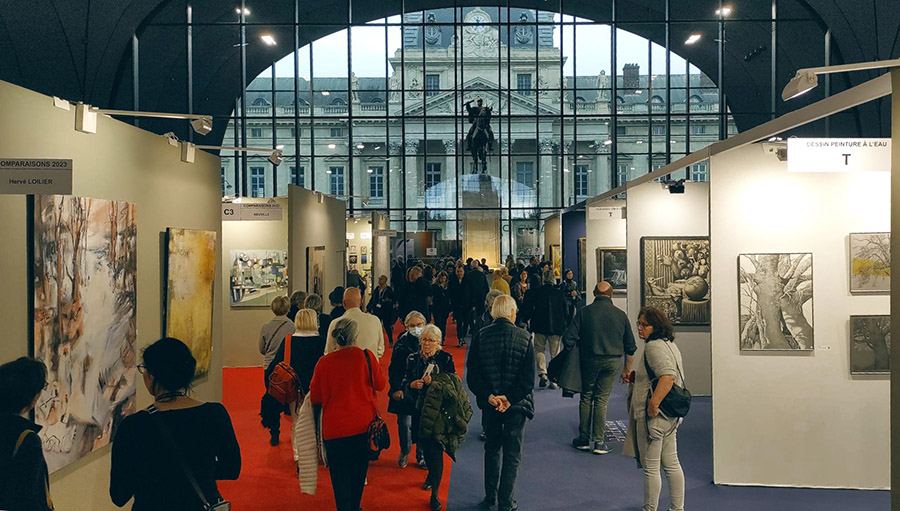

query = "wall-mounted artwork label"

[
  {"left": 640, "top": 237, "right": 710, "bottom": 325},
  {"left": 165, "top": 229, "right": 217, "bottom": 377},
  {"left": 229, "top": 250, "right": 288, "bottom": 307},
  {"left": 850, "top": 315, "right": 890, "bottom": 375},
  {"left": 739, "top": 253, "right": 813, "bottom": 351},
  {"left": 0, "top": 158, "right": 73, "bottom": 194},
  {"left": 787, "top": 138, "right": 890, "bottom": 173},
  {"left": 221, "top": 202, "right": 283, "bottom": 221},
  {"left": 33, "top": 195, "right": 137, "bottom": 472},
  {"left": 849, "top": 232, "right": 890, "bottom": 293}
]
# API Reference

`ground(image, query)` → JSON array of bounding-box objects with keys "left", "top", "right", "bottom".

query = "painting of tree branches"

[
  {"left": 165, "top": 228, "right": 217, "bottom": 378},
  {"left": 641, "top": 237, "right": 710, "bottom": 325},
  {"left": 849, "top": 315, "right": 890, "bottom": 374},
  {"left": 33, "top": 195, "right": 138, "bottom": 472},
  {"left": 739, "top": 253, "right": 813, "bottom": 351},
  {"left": 849, "top": 232, "right": 890, "bottom": 293}
]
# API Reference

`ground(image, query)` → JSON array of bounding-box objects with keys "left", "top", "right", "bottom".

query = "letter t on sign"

[{"left": 843, "top": 153, "right": 851, "bottom": 165}]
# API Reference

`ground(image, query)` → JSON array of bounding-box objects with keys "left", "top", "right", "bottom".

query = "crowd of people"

[{"left": 0, "top": 252, "right": 687, "bottom": 511}]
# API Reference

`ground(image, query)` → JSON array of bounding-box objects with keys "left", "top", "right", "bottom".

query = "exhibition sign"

[
  {"left": 0, "top": 158, "right": 73, "bottom": 194},
  {"left": 221, "top": 201, "right": 283, "bottom": 221},
  {"left": 787, "top": 138, "right": 890, "bottom": 173}
]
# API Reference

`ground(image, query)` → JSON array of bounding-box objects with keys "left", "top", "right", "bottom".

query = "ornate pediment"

[{"left": 402, "top": 77, "right": 559, "bottom": 116}]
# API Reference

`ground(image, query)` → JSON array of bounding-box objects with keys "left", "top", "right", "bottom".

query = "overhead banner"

[
  {"left": 787, "top": 138, "right": 890, "bottom": 173},
  {"left": 0, "top": 159, "right": 73, "bottom": 195},
  {"left": 222, "top": 202, "right": 283, "bottom": 221}
]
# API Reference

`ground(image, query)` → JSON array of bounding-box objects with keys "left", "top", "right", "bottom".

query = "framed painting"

[
  {"left": 640, "top": 237, "right": 710, "bottom": 325},
  {"left": 738, "top": 253, "right": 814, "bottom": 351},
  {"left": 550, "top": 244, "right": 562, "bottom": 279},
  {"left": 33, "top": 194, "right": 138, "bottom": 472},
  {"left": 598, "top": 248, "right": 626, "bottom": 294},
  {"left": 349, "top": 245, "right": 357, "bottom": 255},
  {"left": 849, "top": 232, "right": 890, "bottom": 293},
  {"left": 849, "top": 315, "right": 890, "bottom": 375},
  {"left": 165, "top": 228, "right": 217, "bottom": 377},
  {"left": 229, "top": 250, "right": 288, "bottom": 307},
  {"left": 307, "top": 245, "right": 326, "bottom": 297}
]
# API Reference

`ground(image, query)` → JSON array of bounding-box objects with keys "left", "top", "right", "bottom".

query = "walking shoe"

[
  {"left": 538, "top": 376, "right": 548, "bottom": 388},
  {"left": 478, "top": 497, "right": 496, "bottom": 510},
  {"left": 571, "top": 437, "right": 591, "bottom": 451},
  {"left": 422, "top": 480, "right": 433, "bottom": 491},
  {"left": 592, "top": 442, "right": 611, "bottom": 455},
  {"left": 430, "top": 496, "right": 443, "bottom": 511},
  {"left": 479, "top": 431, "right": 487, "bottom": 441},
  {"left": 398, "top": 452, "right": 408, "bottom": 468},
  {"left": 269, "top": 431, "right": 280, "bottom": 446},
  {"left": 417, "top": 458, "right": 428, "bottom": 470}
]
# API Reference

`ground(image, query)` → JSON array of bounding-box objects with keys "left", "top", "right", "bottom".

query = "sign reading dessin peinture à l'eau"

[
  {"left": 0, "top": 159, "right": 73, "bottom": 194},
  {"left": 787, "top": 138, "right": 890, "bottom": 173}
]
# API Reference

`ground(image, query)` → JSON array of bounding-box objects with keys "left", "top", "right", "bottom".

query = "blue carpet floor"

[{"left": 447, "top": 372, "right": 889, "bottom": 511}]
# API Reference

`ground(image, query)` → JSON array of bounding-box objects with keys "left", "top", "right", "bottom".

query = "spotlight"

[
  {"left": 328, "top": 143, "right": 336, "bottom": 149},
  {"left": 163, "top": 132, "right": 179, "bottom": 147},
  {"left": 715, "top": 6, "right": 733, "bottom": 16},
  {"left": 321, "top": 91, "right": 331, "bottom": 96},
  {"left": 685, "top": 33, "right": 702, "bottom": 45},
  {"left": 663, "top": 179, "right": 685, "bottom": 194},
  {"left": 261, "top": 34, "right": 277, "bottom": 46},
  {"left": 268, "top": 149, "right": 283, "bottom": 166},
  {"left": 235, "top": 7, "right": 251, "bottom": 15},
  {"left": 356, "top": 143, "right": 365, "bottom": 149},
  {"left": 188, "top": 116, "right": 212, "bottom": 135},
  {"left": 781, "top": 70, "right": 818, "bottom": 101}
]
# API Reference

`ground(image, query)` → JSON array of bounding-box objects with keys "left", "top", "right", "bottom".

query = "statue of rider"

[{"left": 464, "top": 97, "right": 495, "bottom": 152}]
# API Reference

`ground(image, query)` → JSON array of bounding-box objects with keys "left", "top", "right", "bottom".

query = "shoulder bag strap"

[
  {"left": 147, "top": 406, "right": 212, "bottom": 510},
  {"left": 362, "top": 350, "right": 379, "bottom": 417},
  {"left": 285, "top": 334, "right": 292, "bottom": 364},
  {"left": 663, "top": 341, "right": 686, "bottom": 388},
  {"left": 12, "top": 430, "right": 32, "bottom": 458}
]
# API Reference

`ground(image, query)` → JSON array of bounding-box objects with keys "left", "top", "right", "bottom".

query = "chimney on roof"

[{"left": 623, "top": 63, "right": 640, "bottom": 90}]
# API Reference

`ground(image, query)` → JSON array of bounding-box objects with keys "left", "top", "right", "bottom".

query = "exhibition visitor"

[
  {"left": 303, "top": 293, "right": 331, "bottom": 340},
  {"left": 431, "top": 271, "right": 452, "bottom": 341},
  {"left": 510, "top": 269, "right": 529, "bottom": 326},
  {"left": 520, "top": 270, "right": 568, "bottom": 390},
  {"left": 0, "top": 357, "right": 53, "bottom": 511},
  {"left": 490, "top": 267, "right": 511, "bottom": 295},
  {"left": 328, "top": 286, "right": 346, "bottom": 321},
  {"left": 629, "top": 306, "right": 686, "bottom": 511},
  {"left": 258, "top": 295, "right": 299, "bottom": 445},
  {"left": 110, "top": 338, "right": 241, "bottom": 511},
  {"left": 367, "top": 275, "right": 398, "bottom": 347},
  {"left": 325, "top": 287, "right": 385, "bottom": 358},
  {"left": 474, "top": 289, "right": 504, "bottom": 337},
  {"left": 461, "top": 259, "right": 490, "bottom": 344},
  {"left": 309, "top": 318, "right": 387, "bottom": 511},
  {"left": 562, "top": 282, "right": 635, "bottom": 455},
  {"left": 559, "top": 269, "right": 580, "bottom": 314},
  {"left": 449, "top": 265, "right": 469, "bottom": 340},
  {"left": 287, "top": 290, "right": 307, "bottom": 322},
  {"left": 466, "top": 295, "right": 535, "bottom": 511},
  {"left": 388, "top": 311, "right": 427, "bottom": 469},
  {"left": 400, "top": 266, "right": 432, "bottom": 321}
]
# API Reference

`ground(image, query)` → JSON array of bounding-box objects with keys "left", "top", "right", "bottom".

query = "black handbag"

[
  {"left": 363, "top": 350, "right": 391, "bottom": 460},
  {"left": 643, "top": 341, "right": 691, "bottom": 418}
]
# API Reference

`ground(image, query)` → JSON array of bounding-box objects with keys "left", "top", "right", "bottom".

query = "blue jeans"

[
  {"left": 483, "top": 409, "right": 527, "bottom": 511},
  {"left": 397, "top": 414, "right": 413, "bottom": 456}
]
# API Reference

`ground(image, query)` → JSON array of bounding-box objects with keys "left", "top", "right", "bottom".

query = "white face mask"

[{"left": 409, "top": 326, "right": 425, "bottom": 337}]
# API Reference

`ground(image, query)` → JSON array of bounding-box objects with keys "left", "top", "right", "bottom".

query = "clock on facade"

[{"left": 465, "top": 8, "right": 491, "bottom": 33}]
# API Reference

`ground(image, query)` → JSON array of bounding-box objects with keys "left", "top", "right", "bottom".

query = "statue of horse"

[{"left": 465, "top": 100, "right": 494, "bottom": 174}]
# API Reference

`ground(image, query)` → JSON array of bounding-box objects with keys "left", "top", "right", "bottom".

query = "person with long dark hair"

[
  {"left": 368, "top": 275, "right": 398, "bottom": 347},
  {"left": 431, "top": 271, "right": 452, "bottom": 341}
]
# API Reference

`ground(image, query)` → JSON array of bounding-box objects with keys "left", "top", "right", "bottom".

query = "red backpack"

[{"left": 267, "top": 334, "right": 300, "bottom": 405}]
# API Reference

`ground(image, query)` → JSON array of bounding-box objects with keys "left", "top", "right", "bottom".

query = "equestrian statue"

[{"left": 464, "top": 98, "right": 495, "bottom": 174}]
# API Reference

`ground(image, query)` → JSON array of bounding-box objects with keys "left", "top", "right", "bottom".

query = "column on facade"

[
  {"left": 538, "top": 138, "right": 556, "bottom": 209},
  {"left": 352, "top": 147, "right": 364, "bottom": 204},
  {"left": 388, "top": 142, "right": 403, "bottom": 210},
  {"left": 594, "top": 141, "right": 609, "bottom": 195},
  {"left": 442, "top": 139, "right": 456, "bottom": 209},
  {"left": 404, "top": 140, "right": 420, "bottom": 223}
]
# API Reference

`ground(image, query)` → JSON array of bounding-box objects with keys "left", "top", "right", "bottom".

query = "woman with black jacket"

[
  {"left": 388, "top": 311, "right": 426, "bottom": 469},
  {"left": 368, "top": 275, "right": 398, "bottom": 346},
  {"left": 431, "top": 271, "right": 452, "bottom": 342},
  {"left": 448, "top": 266, "right": 468, "bottom": 343},
  {"left": 559, "top": 268, "right": 580, "bottom": 316}
]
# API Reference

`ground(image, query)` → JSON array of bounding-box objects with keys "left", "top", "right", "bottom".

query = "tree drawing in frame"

[
  {"left": 307, "top": 245, "right": 326, "bottom": 297},
  {"left": 33, "top": 195, "right": 138, "bottom": 472},
  {"left": 598, "top": 248, "right": 626, "bottom": 294},
  {"left": 229, "top": 250, "right": 288, "bottom": 307},
  {"left": 738, "top": 253, "right": 814, "bottom": 351},
  {"left": 640, "top": 237, "right": 710, "bottom": 325},
  {"left": 850, "top": 315, "right": 890, "bottom": 374},
  {"left": 849, "top": 232, "right": 890, "bottom": 293}
]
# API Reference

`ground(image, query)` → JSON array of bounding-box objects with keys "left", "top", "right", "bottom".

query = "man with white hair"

[
  {"left": 467, "top": 294, "right": 534, "bottom": 511},
  {"left": 325, "top": 287, "right": 385, "bottom": 358}
]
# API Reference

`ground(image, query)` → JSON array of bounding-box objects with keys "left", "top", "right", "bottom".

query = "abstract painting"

[
  {"left": 229, "top": 250, "right": 288, "bottom": 307},
  {"left": 849, "top": 232, "right": 890, "bottom": 293},
  {"left": 165, "top": 228, "right": 217, "bottom": 377},
  {"left": 597, "top": 248, "right": 626, "bottom": 294},
  {"left": 739, "top": 253, "right": 814, "bottom": 351},
  {"left": 550, "top": 244, "right": 561, "bottom": 279},
  {"left": 640, "top": 237, "right": 710, "bottom": 325},
  {"left": 307, "top": 245, "right": 326, "bottom": 297},
  {"left": 33, "top": 194, "right": 137, "bottom": 472},
  {"left": 850, "top": 315, "right": 890, "bottom": 374}
]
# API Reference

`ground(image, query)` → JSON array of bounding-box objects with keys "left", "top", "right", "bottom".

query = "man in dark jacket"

[
  {"left": 400, "top": 266, "right": 431, "bottom": 321},
  {"left": 562, "top": 281, "right": 636, "bottom": 455},
  {"left": 521, "top": 270, "right": 569, "bottom": 389},
  {"left": 461, "top": 260, "right": 490, "bottom": 344},
  {"left": 467, "top": 295, "right": 534, "bottom": 511}
]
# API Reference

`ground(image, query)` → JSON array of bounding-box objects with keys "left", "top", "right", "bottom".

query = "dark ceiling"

[{"left": 0, "top": 0, "right": 894, "bottom": 145}]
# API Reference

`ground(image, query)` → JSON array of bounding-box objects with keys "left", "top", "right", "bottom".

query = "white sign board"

[
  {"left": 589, "top": 206, "right": 625, "bottom": 220},
  {"left": 360, "top": 232, "right": 372, "bottom": 240},
  {"left": 346, "top": 232, "right": 356, "bottom": 239},
  {"left": 426, "top": 247, "right": 437, "bottom": 256},
  {"left": 0, "top": 159, "right": 73, "bottom": 195},
  {"left": 222, "top": 202, "right": 283, "bottom": 221},
  {"left": 787, "top": 138, "right": 890, "bottom": 173},
  {"left": 373, "top": 229, "right": 398, "bottom": 237}
]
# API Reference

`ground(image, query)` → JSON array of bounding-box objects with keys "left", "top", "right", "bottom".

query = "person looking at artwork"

[
  {"left": 628, "top": 306, "right": 685, "bottom": 511},
  {"left": 304, "top": 293, "right": 331, "bottom": 341},
  {"left": 520, "top": 270, "right": 568, "bottom": 389},
  {"left": 368, "top": 275, "right": 398, "bottom": 347},
  {"left": 110, "top": 338, "right": 241, "bottom": 511},
  {"left": 0, "top": 357, "right": 53, "bottom": 511},
  {"left": 258, "top": 295, "right": 297, "bottom": 445},
  {"left": 389, "top": 311, "right": 427, "bottom": 469},
  {"left": 309, "top": 318, "right": 386, "bottom": 511},
  {"left": 562, "top": 282, "right": 635, "bottom": 455},
  {"left": 329, "top": 287, "right": 346, "bottom": 320},
  {"left": 287, "top": 291, "right": 307, "bottom": 323},
  {"left": 325, "top": 287, "right": 385, "bottom": 359}
]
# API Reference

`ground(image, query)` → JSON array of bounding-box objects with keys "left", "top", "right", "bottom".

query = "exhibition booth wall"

[
  {"left": 561, "top": 208, "right": 586, "bottom": 286},
  {"left": 584, "top": 198, "right": 627, "bottom": 312},
  {"left": 710, "top": 143, "right": 890, "bottom": 489},
  {"left": 221, "top": 197, "right": 289, "bottom": 368},
  {"left": 0, "top": 80, "right": 224, "bottom": 510},
  {"left": 544, "top": 214, "right": 561, "bottom": 261},
  {"left": 372, "top": 212, "right": 391, "bottom": 282},
  {"left": 288, "top": 185, "right": 347, "bottom": 309}
]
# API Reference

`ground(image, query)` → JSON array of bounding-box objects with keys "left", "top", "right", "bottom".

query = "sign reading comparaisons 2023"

[
  {"left": 0, "top": 158, "right": 73, "bottom": 194},
  {"left": 787, "top": 138, "right": 890, "bottom": 173}
]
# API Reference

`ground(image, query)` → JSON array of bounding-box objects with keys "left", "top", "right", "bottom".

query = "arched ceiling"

[{"left": 0, "top": 0, "right": 894, "bottom": 145}]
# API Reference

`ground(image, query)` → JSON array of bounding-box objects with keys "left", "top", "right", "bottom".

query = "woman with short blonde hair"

[{"left": 294, "top": 308, "right": 319, "bottom": 333}]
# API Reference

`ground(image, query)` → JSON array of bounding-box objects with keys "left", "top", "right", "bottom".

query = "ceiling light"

[
  {"left": 74, "top": 103, "right": 213, "bottom": 135},
  {"left": 685, "top": 33, "right": 702, "bottom": 45},
  {"left": 328, "top": 143, "right": 336, "bottom": 149},
  {"left": 356, "top": 143, "right": 365, "bottom": 149},
  {"left": 782, "top": 58, "right": 900, "bottom": 101},
  {"left": 636, "top": 140, "right": 643, "bottom": 144},
  {"left": 326, "top": 169, "right": 332, "bottom": 174},
  {"left": 268, "top": 149, "right": 283, "bottom": 166},
  {"left": 190, "top": 116, "right": 213, "bottom": 135},
  {"left": 715, "top": 6, "right": 733, "bottom": 17},
  {"left": 367, "top": 168, "right": 374, "bottom": 173},
  {"left": 603, "top": 140, "right": 613, "bottom": 146},
  {"left": 374, "top": 145, "right": 382, "bottom": 150},
  {"left": 781, "top": 70, "right": 818, "bottom": 101},
  {"left": 321, "top": 91, "right": 330, "bottom": 96},
  {"left": 163, "top": 132, "right": 179, "bottom": 147},
  {"left": 235, "top": 7, "right": 251, "bottom": 15},
  {"left": 261, "top": 34, "right": 276, "bottom": 46}
]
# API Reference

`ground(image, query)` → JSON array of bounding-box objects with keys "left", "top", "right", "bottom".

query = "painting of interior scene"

[{"left": 229, "top": 250, "right": 289, "bottom": 307}]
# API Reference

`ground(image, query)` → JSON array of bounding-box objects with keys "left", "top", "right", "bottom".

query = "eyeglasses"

[
  {"left": 137, "top": 364, "right": 146, "bottom": 374},
  {"left": 636, "top": 321, "right": 650, "bottom": 328}
]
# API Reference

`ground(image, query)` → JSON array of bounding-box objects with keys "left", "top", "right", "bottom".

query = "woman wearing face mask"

[
  {"left": 388, "top": 311, "right": 427, "bottom": 469},
  {"left": 403, "top": 325, "right": 457, "bottom": 511}
]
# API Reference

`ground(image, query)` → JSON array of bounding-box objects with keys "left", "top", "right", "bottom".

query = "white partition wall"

[
  {"left": 710, "top": 143, "right": 889, "bottom": 489},
  {"left": 626, "top": 181, "right": 712, "bottom": 396},
  {"left": 585, "top": 198, "right": 626, "bottom": 310}
]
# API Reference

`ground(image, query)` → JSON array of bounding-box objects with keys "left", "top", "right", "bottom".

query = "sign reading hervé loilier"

[
  {"left": 0, "top": 159, "right": 73, "bottom": 194},
  {"left": 787, "top": 138, "right": 890, "bottom": 173}
]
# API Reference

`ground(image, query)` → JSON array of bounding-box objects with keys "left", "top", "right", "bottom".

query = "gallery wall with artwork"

[
  {"left": 584, "top": 198, "right": 626, "bottom": 310},
  {"left": 709, "top": 143, "right": 889, "bottom": 489},
  {"left": 0, "top": 80, "right": 223, "bottom": 511},
  {"left": 561, "top": 208, "right": 586, "bottom": 289},
  {"left": 625, "top": 181, "right": 712, "bottom": 396},
  {"left": 220, "top": 197, "right": 289, "bottom": 368}
]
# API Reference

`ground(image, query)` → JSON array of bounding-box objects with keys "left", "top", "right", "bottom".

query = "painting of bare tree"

[
  {"left": 849, "top": 232, "right": 890, "bottom": 293},
  {"left": 850, "top": 315, "right": 890, "bottom": 374},
  {"left": 641, "top": 237, "right": 710, "bottom": 325},
  {"left": 739, "top": 253, "right": 813, "bottom": 351},
  {"left": 33, "top": 195, "right": 138, "bottom": 472}
]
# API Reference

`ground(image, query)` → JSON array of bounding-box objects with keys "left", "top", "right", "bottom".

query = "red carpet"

[{"left": 219, "top": 317, "right": 467, "bottom": 510}]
